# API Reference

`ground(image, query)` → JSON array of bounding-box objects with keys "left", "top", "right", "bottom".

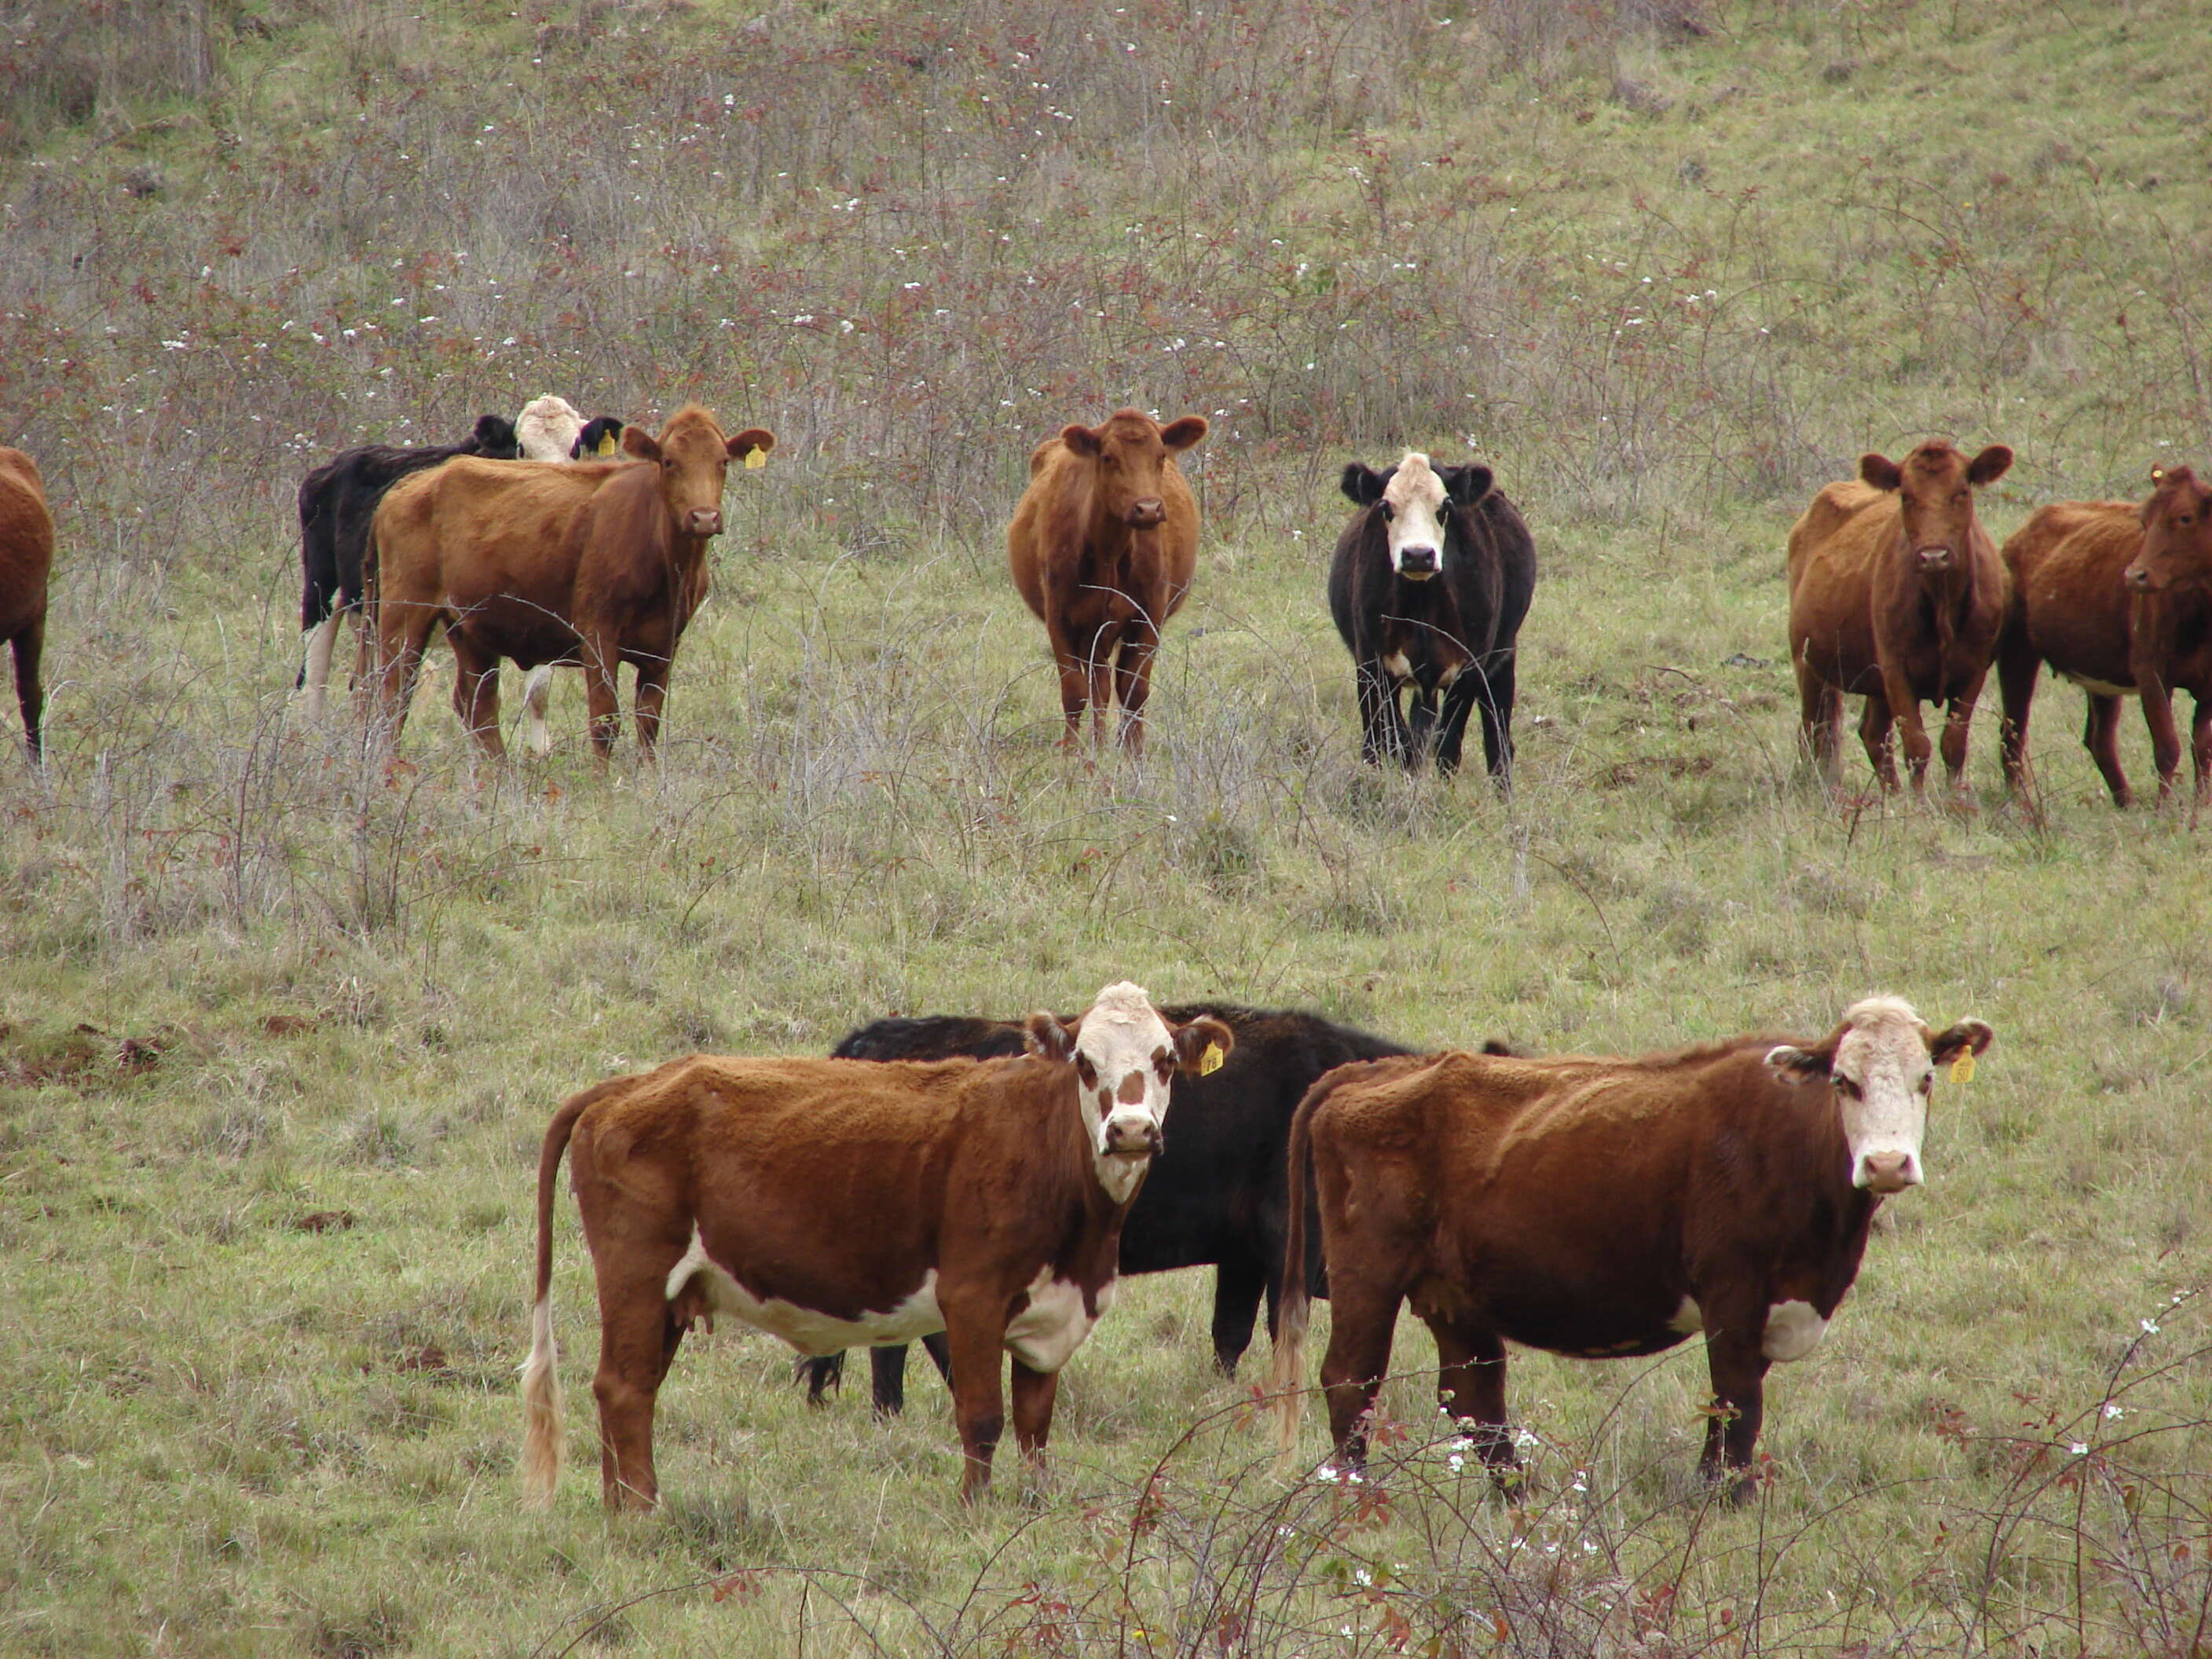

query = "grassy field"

[{"left": 4, "top": 2, "right": 2210, "bottom": 1655}]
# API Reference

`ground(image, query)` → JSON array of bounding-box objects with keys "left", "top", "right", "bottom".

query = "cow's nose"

[
  {"left": 1860, "top": 1151, "right": 1917, "bottom": 1193},
  {"left": 1127, "top": 498, "right": 1166, "bottom": 528},
  {"left": 1104, "top": 1117, "right": 1161, "bottom": 1156},
  {"left": 1916, "top": 546, "right": 1952, "bottom": 570},
  {"left": 1398, "top": 545, "right": 1438, "bottom": 577},
  {"left": 2125, "top": 566, "right": 2153, "bottom": 592},
  {"left": 686, "top": 508, "right": 723, "bottom": 538}
]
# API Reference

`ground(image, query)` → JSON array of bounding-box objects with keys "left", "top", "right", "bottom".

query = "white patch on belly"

[
  {"left": 1761, "top": 1299, "right": 1829, "bottom": 1363},
  {"left": 1381, "top": 651, "right": 1412, "bottom": 679},
  {"left": 663, "top": 1228, "right": 943, "bottom": 1357},
  {"left": 1668, "top": 1296, "right": 1705, "bottom": 1335},
  {"left": 2060, "top": 670, "right": 2134, "bottom": 697},
  {"left": 1003, "top": 1269, "right": 1115, "bottom": 1374}
]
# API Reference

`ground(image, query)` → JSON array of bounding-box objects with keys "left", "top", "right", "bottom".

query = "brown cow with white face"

[
  {"left": 1788, "top": 441, "right": 2012, "bottom": 799},
  {"left": 519, "top": 982, "right": 1233, "bottom": 1509},
  {"left": 365, "top": 405, "right": 771, "bottom": 763},
  {"left": 1008, "top": 408, "right": 1208, "bottom": 755},
  {"left": 1269, "top": 996, "right": 1993, "bottom": 1504},
  {"left": 0, "top": 449, "right": 53, "bottom": 762},
  {"left": 1998, "top": 466, "right": 2212, "bottom": 808}
]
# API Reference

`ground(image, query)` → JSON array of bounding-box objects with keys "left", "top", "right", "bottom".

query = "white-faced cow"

[
  {"left": 1329, "top": 452, "right": 1537, "bottom": 779},
  {"left": 0, "top": 448, "right": 53, "bottom": 761},
  {"left": 519, "top": 983, "right": 1234, "bottom": 1508},
  {"left": 1270, "top": 996, "right": 1992, "bottom": 1503},
  {"left": 364, "top": 405, "right": 771, "bottom": 764},
  {"left": 1788, "top": 442, "right": 2013, "bottom": 799},
  {"left": 804, "top": 1003, "right": 1419, "bottom": 1414},
  {"left": 294, "top": 413, "right": 522, "bottom": 719},
  {"left": 1008, "top": 408, "right": 1208, "bottom": 756}
]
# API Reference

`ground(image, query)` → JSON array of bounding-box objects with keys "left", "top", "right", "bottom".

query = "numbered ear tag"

[
  {"left": 1949, "top": 1052, "right": 1976, "bottom": 1085},
  {"left": 596, "top": 434, "right": 617, "bottom": 456},
  {"left": 1199, "top": 1042, "right": 1225, "bottom": 1076},
  {"left": 745, "top": 446, "right": 767, "bottom": 470}
]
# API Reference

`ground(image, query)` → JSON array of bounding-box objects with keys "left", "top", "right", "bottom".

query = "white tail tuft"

[{"left": 518, "top": 1294, "right": 563, "bottom": 1506}]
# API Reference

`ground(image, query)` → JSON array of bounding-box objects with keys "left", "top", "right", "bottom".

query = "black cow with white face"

[
  {"left": 295, "top": 413, "right": 522, "bottom": 716},
  {"left": 1328, "top": 451, "right": 1536, "bottom": 779},
  {"left": 804, "top": 1003, "right": 1420, "bottom": 1414}
]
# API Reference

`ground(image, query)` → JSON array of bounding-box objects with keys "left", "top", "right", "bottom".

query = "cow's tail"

[
  {"left": 520, "top": 1082, "right": 614, "bottom": 1508},
  {"left": 1272, "top": 1063, "right": 1351, "bottom": 1475}
]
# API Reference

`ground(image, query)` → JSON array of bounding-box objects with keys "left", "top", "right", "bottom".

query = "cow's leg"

[
  {"left": 941, "top": 1308, "right": 1007, "bottom": 1503},
  {"left": 579, "top": 632, "right": 624, "bottom": 764},
  {"left": 1937, "top": 665, "right": 1990, "bottom": 801},
  {"left": 632, "top": 658, "right": 671, "bottom": 762},
  {"left": 1795, "top": 659, "right": 1844, "bottom": 788},
  {"left": 2190, "top": 694, "right": 2212, "bottom": 809},
  {"left": 1112, "top": 624, "right": 1159, "bottom": 756},
  {"left": 11, "top": 617, "right": 44, "bottom": 763},
  {"left": 447, "top": 632, "right": 507, "bottom": 762},
  {"left": 1042, "top": 617, "right": 1091, "bottom": 751},
  {"left": 1208, "top": 1255, "right": 1269, "bottom": 1378},
  {"left": 1354, "top": 661, "right": 1409, "bottom": 767},
  {"left": 870, "top": 1345, "right": 909, "bottom": 1416},
  {"left": 1009, "top": 1357, "right": 1059, "bottom": 1489},
  {"left": 2138, "top": 671, "right": 2184, "bottom": 806},
  {"left": 2085, "top": 694, "right": 2133, "bottom": 808},
  {"left": 522, "top": 665, "right": 555, "bottom": 758},
  {"left": 591, "top": 1291, "right": 687, "bottom": 1513},
  {"left": 1473, "top": 652, "right": 1518, "bottom": 787},
  {"left": 1995, "top": 639, "right": 2039, "bottom": 799},
  {"left": 371, "top": 607, "right": 436, "bottom": 749},
  {"left": 1429, "top": 1320, "right": 1515, "bottom": 1478},
  {"left": 1697, "top": 1302, "right": 1772, "bottom": 1505},
  {"left": 1881, "top": 668, "right": 1935, "bottom": 797},
  {"left": 301, "top": 610, "right": 343, "bottom": 720},
  {"left": 1086, "top": 624, "right": 1120, "bottom": 750},
  {"left": 1317, "top": 1265, "right": 1408, "bottom": 1472},
  {"left": 1856, "top": 688, "right": 1899, "bottom": 793},
  {"left": 802, "top": 1353, "right": 842, "bottom": 1408}
]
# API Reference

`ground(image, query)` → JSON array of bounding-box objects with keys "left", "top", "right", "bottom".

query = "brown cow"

[
  {"left": 1788, "top": 442, "right": 2013, "bottom": 798},
  {"left": 0, "top": 449, "right": 53, "bottom": 762},
  {"left": 519, "top": 982, "right": 1234, "bottom": 1509},
  {"left": 1269, "top": 996, "right": 1993, "bottom": 1503},
  {"left": 365, "top": 405, "right": 771, "bottom": 762},
  {"left": 1998, "top": 470, "right": 2212, "bottom": 808},
  {"left": 1008, "top": 408, "right": 1208, "bottom": 755}
]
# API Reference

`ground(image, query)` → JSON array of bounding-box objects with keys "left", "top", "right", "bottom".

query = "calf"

[
  {"left": 1998, "top": 471, "right": 2212, "bottom": 807},
  {"left": 0, "top": 448, "right": 53, "bottom": 760},
  {"left": 295, "top": 412, "right": 522, "bottom": 718},
  {"left": 1329, "top": 452, "right": 1536, "bottom": 779},
  {"left": 515, "top": 406, "right": 635, "bottom": 756},
  {"left": 366, "top": 405, "right": 771, "bottom": 763},
  {"left": 1788, "top": 442, "right": 2012, "bottom": 799},
  {"left": 807, "top": 1004, "right": 1416, "bottom": 1412},
  {"left": 1008, "top": 408, "right": 1208, "bottom": 755},
  {"left": 518, "top": 983, "right": 1234, "bottom": 1507},
  {"left": 1270, "top": 997, "right": 1992, "bottom": 1503}
]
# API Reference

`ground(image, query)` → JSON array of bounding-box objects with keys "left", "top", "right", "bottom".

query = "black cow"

[
  {"left": 295, "top": 413, "right": 522, "bottom": 716},
  {"left": 1329, "top": 450, "right": 1536, "bottom": 778},
  {"left": 571, "top": 416, "right": 626, "bottom": 460},
  {"left": 808, "top": 1003, "right": 1418, "bottom": 1413}
]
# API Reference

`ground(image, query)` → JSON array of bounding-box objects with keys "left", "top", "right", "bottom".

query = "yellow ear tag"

[
  {"left": 595, "top": 434, "right": 617, "bottom": 456},
  {"left": 1198, "top": 1042, "right": 1225, "bottom": 1076},
  {"left": 1949, "top": 1051, "right": 1976, "bottom": 1085},
  {"left": 744, "top": 446, "right": 767, "bottom": 471}
]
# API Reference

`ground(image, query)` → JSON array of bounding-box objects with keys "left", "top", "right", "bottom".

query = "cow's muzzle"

[
  {"left": 1914, "top": 546, "right": 1954, "bottom": 571},
  {"left": 1126, "top": 498, "right": 1167, "bottom": 529},
  {"left": 1397, "top": 545, "right": 1439, "bottom": 579},
  {"left": 1857, "top": 1150, "right": 1919, "bottom": 1194},
  {"left": 2124, "top": 565, "right": 2156, "bottom": 592},
  {"left": 686, "top": 508, "right": 724, "bottom": 538},
  {"left": 1103, "top": 1118, "right": 1163, "bottom": 1157}
]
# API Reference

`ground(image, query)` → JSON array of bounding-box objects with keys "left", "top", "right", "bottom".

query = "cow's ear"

[
  {"left": 1340, "top": 463, "right": 1385, "bottom": 506},
  {"left": 1928, "top": 1019, "right": 1994, "bottom": 1065},
  {"left": 1859, "top": 452, "right": 1903, "bottom": 492},
  {"left": 1764, "top": 1038, "right": 1837, "bottom": 1086},
  {"left": 1159, "top": 415, "right": 1209, "bottom": 452},
  {"left": 476, "top": 415, "right": 518, "bottom": 452},
  {"left": 622, "top": 426, "right": 662, "bottom": 463},
  {"left": 1170, "top": 1016, "right": 1235, "bottom": 1075},
  {"left": 1024, "top": 1012, "right": 1075, "bottom": 1064},
  {"left": 1479, "top": 1038, "right": 1519, "bottom": 1057},
  {"left": 1060, "top": 423, "right": 1104, "bottom": 458},
  {"left": 724, "top": 427, "right": 774, "bottom": 460},
  {"left": 1967, "top": 445, "right": 2012, "bottom": 487},
  {"left": 1442, "top": 463, "right": 1495, "bottom": 507}
]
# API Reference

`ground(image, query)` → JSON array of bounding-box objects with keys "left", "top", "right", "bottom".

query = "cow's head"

[
  {"left": 1024, "top": 982, "right": 1235, "bottom": 1203},
  {"left": 1341, "top": 452, "right": 1495, "bottom": 580},
  {"left": 1859, "top": 441, "right": 2011, "bottom": 574},
  {"left": 573, "top": 416, "right": 626, "bottom": 460},
  {"left": 1059, "top": 409, "right": 1207, "bottom": 530},
  {"left": 1764, "top": 994, "right": 1993, "bottom": 1195},
  {"left": 470, "top": 413, "right": 523, "bottom": 460},
  {"left": 2125, "top": 465, "right": 2212, "bottom": 595},
  {"left": 515, "top": 394, "right": 586, "bottom": 463},
  {"left": 622, "top": 406, "right": 775, "bottom": 540}
]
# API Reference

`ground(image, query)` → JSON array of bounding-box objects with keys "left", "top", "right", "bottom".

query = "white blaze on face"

[
  {"left": 1072, "top": 980, "right": 1176, "bottom": 1203},
  {"left": 1770, "top": 994, "right": 1935, "bottom": 1193},
  {"left": 1382, "top": 451, "right": 1450, "bottom": 580},
  {"left": 515, "top": 394, "right": 585, "bottom": 463}
]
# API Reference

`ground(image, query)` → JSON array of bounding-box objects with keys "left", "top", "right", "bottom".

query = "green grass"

[{"left": 4, "top": 1, "right": 2212, "bottom": 1654}]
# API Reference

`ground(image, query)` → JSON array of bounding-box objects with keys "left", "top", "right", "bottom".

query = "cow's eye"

[
  {"left": 1075, "top": 1054, "right": 1097, "bottom": 1087},
  {"left": 1379, "top": 502, "right": 1395, "bottom": 522},
  {"left": 1833, "top": 1074, "right": 1860, "bottom": 1098},
  {"left": 1917, "top": 1074, "right": 1933, "bottom": 1095}
]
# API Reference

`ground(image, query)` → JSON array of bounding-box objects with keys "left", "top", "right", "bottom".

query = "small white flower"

[
  {"left": 2142, "top": 1319, "right": 2160, "bottom": 1335},
  {"left": 2104, "top": 1403, "right": 2126, "bottom": 1419},
  {"left": 1447, "top": 1453, "right": 1465, "bottom": 1473},
  {"left": 1314, "top": 1465, "right": 1341, "bottom": 1484},
  {"left": 2069, "top": 1442, "right": 2089, "bottom": 1456}
]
